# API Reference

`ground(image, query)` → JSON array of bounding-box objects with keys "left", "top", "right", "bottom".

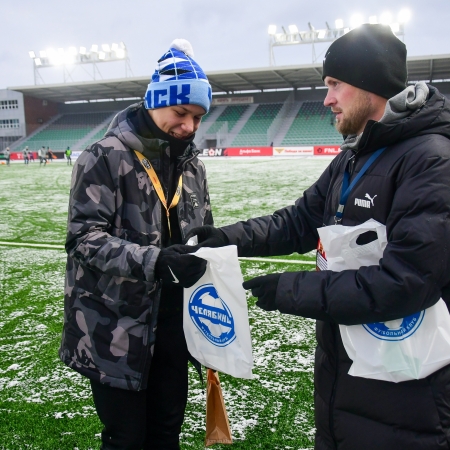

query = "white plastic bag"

[
  {"left": 183, "top": 245, "right": 253, "bottom": 379},
  {"left": 317, "top": 219, "right": 450, "bottom": 382}
]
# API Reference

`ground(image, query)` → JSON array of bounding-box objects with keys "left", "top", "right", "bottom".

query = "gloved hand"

[
  {"left": 185, "top": 225, "right": 229, "bottom": 248},
  {"left": 242, "top": 273, "right": 282, "bottom": 311},
  {"left": 155, "top": 244, "right": 206, "bottom": 288}
]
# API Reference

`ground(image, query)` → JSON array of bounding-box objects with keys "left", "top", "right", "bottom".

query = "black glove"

[
  {"left": 242, "top": 274, "right": 282, "bottom": 311},
  {"left": 185, "top": 225, "right": 229, "bottom": 248},
  {"left": 155, "top": 244, "right": 207, "bottom": 288}
]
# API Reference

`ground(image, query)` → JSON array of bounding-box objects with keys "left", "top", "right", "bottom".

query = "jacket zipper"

[
  {"left": 329, "top": 151, "right": 357, "bottom": 445},
  {"left": 348, "top": 153, "right": 356, "bottom": 177}
]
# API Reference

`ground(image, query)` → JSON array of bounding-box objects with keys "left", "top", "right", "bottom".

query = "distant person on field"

[
  {"left": 65, "top": 146, "right": 72, "bottom": 165},
  {"left": 29, "top": 150, "right": 35, "bottom": 162},
  {"left": 38, "top": 146, "right": 46, "bottom": 165},
  {"left": 22, "top": 146, "right": 29, "bottom": 164},
  {"left": 187, "top": 24, "right": 450, "bottom": 449},
  {"left": 46, "top": 146, "right": 54, "bottom": 162},
  {"left": 60, "top": 39, "right": 213, "bottom": 449},
  {"left": 5, "top": 147, "right": 11, "bottom": 165}
]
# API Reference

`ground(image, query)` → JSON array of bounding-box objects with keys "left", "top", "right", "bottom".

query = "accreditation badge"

[{"left": 316, "top": 239, "right": 327, "bottom": 271}]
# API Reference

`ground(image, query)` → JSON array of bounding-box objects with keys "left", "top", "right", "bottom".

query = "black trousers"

[{"left": 90, "top": 312, "right": 190, "bottom": 450}]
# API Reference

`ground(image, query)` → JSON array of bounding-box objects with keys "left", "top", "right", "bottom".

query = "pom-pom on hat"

[
  {"left": 144, "top": 39, "right": 212, "bottom": 113},
  {"left": 322, "top": 24, "right": 407, "bottom": 99}
]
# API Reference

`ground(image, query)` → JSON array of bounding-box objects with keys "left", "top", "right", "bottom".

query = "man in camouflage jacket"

[{"left": 60, "top": 39, "right": 213, "bottom": 449}]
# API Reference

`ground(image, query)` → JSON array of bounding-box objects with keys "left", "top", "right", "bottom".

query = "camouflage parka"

[{"left": 59, "top": 103, "right": 213, "bottom": 390}]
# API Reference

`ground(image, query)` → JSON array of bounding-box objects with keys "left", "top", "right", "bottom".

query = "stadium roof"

[{"left": 9, "top": 54, "right": 450, "bottom": 104}]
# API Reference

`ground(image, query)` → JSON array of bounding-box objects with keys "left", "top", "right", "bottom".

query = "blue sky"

[{"left": 1, "top": 0, "right": 448, "bottom": 89}]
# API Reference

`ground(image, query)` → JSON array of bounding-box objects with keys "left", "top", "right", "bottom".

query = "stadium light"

[
  {"left": 398, "top": 8, "right": 411, "bottom": 23},
  {"left": 268, "top": 24, "right": 277, "bottom": 35},
  {"left": 116, "top": 48, "right": 126, "bottom": 59},
  {"left": 268, "top": 10, "right": 409, "bottom": 65},
  {"left": 29, "top": 42, "right": 132, "bottom": 85}
]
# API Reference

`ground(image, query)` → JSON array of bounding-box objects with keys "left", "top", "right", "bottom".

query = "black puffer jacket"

[{"left": 222, "top": 85, "right": 450, "bottom": 449}]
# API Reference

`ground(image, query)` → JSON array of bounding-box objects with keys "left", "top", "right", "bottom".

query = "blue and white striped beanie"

[{"left": 144, "top": 39, "right": 212, "bottom": 113}]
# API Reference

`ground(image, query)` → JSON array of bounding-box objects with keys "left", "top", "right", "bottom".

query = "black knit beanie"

[{"left": 322, "top": 24, "right": 407, "bottom": 99}]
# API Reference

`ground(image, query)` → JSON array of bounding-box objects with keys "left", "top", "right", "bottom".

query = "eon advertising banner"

[
  {"left": 314, "top": 145, "right": 341, "bottom": 156},
  {"left": 273, "top": 147, "right": 314, "bottom": 156},
  {"left": 223, "top": 147, "right": 273, "bottom": 157},
  {"left": 199, "top": 148, "right": 225, "bottom": 157}
]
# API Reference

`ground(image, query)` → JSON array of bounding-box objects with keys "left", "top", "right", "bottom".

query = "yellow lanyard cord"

[{"left": 134, "top": 150, "right": 182, "bottom": 237}]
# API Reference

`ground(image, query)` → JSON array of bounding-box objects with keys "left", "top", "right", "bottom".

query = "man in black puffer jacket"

[{"left": 188, "top": 25, "right": 450, "bottom": 449}]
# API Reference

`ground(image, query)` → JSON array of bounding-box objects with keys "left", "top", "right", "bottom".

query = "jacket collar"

[
  {"left": 106, "top": 102, "right": 199, "bottom": 161},
  {"left": 341, "top": 83, "right": 450, "bottom": 154}
]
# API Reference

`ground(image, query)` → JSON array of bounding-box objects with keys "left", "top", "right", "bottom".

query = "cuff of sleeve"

[
  {"left": 143, "top": 247, "right": 161, "bottom": 283},
  {"left": 276, "top": 272, "right": 303, "bottom": 315}
]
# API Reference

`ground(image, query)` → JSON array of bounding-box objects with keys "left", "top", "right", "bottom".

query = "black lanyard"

[{"left": 334, "top": 147, "right": 387, "bottom": 223}]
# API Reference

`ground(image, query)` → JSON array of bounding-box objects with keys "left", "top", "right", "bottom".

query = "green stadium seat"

[
  {"left": 281, "top": 101, "right": 341, "bottom": 146},
  {"left": 232, "top": 103, "right": 283, "bottom": 146},
  {"left": 206, "top": 105, "right": 248, "bottom": 134},
  {"left": 20, "top": 111, "right": 115, "bottom": 151}
]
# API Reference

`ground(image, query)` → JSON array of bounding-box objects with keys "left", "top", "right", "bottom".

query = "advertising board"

[
  {"left": 313, "top": 145, "right": 341, "bottom": 155},
  {"left": 273, "top": 146, "right": 314, "bottom": 156},
  {"left": 223, "top": 147, "right": 273, "bottom": 157}
]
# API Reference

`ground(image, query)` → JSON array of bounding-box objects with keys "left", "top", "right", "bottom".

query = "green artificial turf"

[{"left": 0, "top": 158, "right": 331, "bottom": 449}]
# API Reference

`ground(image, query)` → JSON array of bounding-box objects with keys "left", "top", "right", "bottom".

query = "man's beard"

[{"left": 334, "top": 90, "right": 374, "bottom": 135}]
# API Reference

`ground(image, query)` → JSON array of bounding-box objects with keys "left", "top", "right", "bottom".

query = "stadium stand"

[
  {"left": 17, "top": 111, "right": 114, "bottom": 151},
  {"left": 88, "top": 126, "right": 110, "bottom": 143},
  {"left": 206, "top": 105, "right": 248, "bottom": 134},
  {"left": 281, "top": 101, "right": 342, "bottom": 145},
  {"left": 5, "top": 56, "right": 450, "bottom": 153},
  {"left": 9, "top": 99, "right": 343, "bottom": 152},
  {"left": 231, "top": 103, "right": 283, "bottom": 146}
]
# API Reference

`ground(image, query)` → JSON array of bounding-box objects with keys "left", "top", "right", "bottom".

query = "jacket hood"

[
  {"left": 343, "top": 84, "right": 450, "bottom": 153},
  {"left": 105, "top": 102, "right": 198, "bottom": 158}
]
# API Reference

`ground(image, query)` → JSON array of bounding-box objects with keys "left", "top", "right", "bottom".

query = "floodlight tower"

[
  {"left": 28, "top": 42, "right": 133, "bottom": 85},
  {"left": 268, "top": 9, "right": 411, "bottom": 65}
]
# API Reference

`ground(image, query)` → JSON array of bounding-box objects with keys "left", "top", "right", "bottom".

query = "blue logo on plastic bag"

[
  {"left": 362, "top": 311, "right": 425, "bottom": 341},
  {"left": 188, "top": 284, "right": 235, "bottom": 347}
]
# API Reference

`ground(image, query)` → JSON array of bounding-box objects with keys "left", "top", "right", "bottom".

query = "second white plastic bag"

[
  {"left": 318, "top": 219, "right": 450, "bottom": 383},
  {"left": 183, "top": 245, "right": 253, "bottom": 379}
]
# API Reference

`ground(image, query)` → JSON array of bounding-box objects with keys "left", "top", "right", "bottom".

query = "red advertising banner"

[
  {"left": 223, "top": 147, "right": 273, "bottom": 157},
  {"left": 10, "top": 152, "right": 39, "bottom": 160},
  {"left": 314, "top": 145, "right": 341, "bottom": 156}
]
